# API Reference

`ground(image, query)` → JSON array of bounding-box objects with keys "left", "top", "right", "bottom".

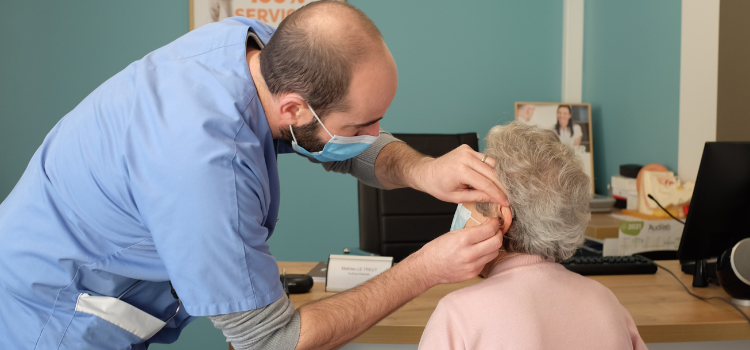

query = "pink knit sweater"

[{"left": 419, "top": 255, "right": 647, "bottom": 350}]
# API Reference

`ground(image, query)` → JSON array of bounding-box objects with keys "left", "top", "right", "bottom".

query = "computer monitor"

[{"left": 678, "top": 142, "right": 750, "bottom": 261}]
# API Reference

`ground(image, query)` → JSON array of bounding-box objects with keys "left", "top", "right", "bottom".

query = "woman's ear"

[{"left": 499, "top": 206, "right": 513, "bottom": 234}]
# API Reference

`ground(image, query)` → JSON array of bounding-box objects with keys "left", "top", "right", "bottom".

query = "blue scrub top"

[{"left": 0, "top": 18, "right": 289, "bottom": 348}]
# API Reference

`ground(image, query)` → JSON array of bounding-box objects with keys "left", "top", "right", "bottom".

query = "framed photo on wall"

[
  {"left": 190, "top": 0, "right": 340, "bottom": 30},
  {"left": 515, "top": 102, "right": 595, "bottom": 192}
]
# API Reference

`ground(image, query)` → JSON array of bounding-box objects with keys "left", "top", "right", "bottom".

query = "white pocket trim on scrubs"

[{"left": 75, "top": 293, "right": 166, "bottom": 340}]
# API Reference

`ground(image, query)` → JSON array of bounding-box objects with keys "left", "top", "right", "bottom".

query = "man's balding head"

[{"left": 260, "top": 0, "right": 386, "bottom": 118}]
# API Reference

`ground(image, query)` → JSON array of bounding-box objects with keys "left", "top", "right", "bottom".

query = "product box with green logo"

[{"left": 617, "top": 218, "right": 683, "bottom": 256}]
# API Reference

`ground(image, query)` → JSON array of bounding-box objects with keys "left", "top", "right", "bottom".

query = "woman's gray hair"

[{"left": 481, "top": 122, "right": 591, "bottom": 261}]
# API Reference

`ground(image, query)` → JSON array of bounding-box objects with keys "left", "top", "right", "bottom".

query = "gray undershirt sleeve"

[
  {"left": 208, "top": 294, "right": 300, "bottom": 350},
  {"left": 310, "top": 129, "right": 403, "bottom": 189}
]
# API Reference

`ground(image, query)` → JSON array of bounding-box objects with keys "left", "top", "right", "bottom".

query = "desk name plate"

[{"left": 326, "top": 255, "right": 393, "bottom": 292}]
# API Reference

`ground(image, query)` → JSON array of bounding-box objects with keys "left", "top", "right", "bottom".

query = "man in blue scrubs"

[{"left": 0, "top": 2, "right": 508, "bottom": 349}]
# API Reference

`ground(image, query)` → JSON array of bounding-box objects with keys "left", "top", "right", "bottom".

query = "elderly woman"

[{"left": 420, "top": 122, "right": 646, "bottom": 350}]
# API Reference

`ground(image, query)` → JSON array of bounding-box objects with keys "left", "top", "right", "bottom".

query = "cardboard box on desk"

[
  {"left": 611, "top": 175, "right": 638, "bottom": 211},
  {"left": 617, "top": 217, "right": 682, "bottom": 256}
]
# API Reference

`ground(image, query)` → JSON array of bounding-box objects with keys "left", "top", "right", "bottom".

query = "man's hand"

[
  {"left": 407, "top": 217, "right": 503, "bottom": 287},
  {"left": 375, "top": 142, "right": 509, "bottom": 206},
  {"left": 409, "top": 144, "right": 508, "bottom": 205},
  {"left": 294, "top": 218, "right": 502, "bottom": 350}
]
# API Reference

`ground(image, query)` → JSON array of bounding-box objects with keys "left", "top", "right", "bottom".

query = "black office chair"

[{"left": 358, "top": 133, "right": 479, "bottom": 262}]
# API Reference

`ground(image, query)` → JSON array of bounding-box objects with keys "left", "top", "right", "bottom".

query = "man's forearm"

[
  {"left": 294, "top": 253, "right": 433, "bottom": 350},
  {"left": 374, "top": 141, "right": 432, "bottom": 189}
]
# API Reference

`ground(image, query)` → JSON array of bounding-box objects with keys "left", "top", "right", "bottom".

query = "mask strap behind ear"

[
  {"left": 307, "top": 104, "right": 334, "bottom": 138},
  {"left": 289, "top": 126, "right": 298, "bottom": 143}
]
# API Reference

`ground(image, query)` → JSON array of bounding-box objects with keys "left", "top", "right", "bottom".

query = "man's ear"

[
  {"left": 499, "top": 206, "right": 513, "bottom": 234},
  {"left": 277, "top": 93, "right": 311, "bottom": 127}
]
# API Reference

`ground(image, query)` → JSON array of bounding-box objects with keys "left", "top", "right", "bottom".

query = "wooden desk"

[{"left": 277, "top": 260, "right": 750, "bottom": 344}]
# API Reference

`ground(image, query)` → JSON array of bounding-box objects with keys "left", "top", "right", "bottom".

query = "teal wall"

[
  {"left": 0, "top": 1, "right": 190, "bottom": 200},
  {"left": 270, "top": 0, "right": 564, "bottom": 262},
  {"left": 0, "top": 1, "right": 562, "bottom": 348},
  {"left": 583, "top": 1, "right": 681, "bottom": 193},
  {"left": 0, "top": 1, "right": 684, "bottom": 349}
]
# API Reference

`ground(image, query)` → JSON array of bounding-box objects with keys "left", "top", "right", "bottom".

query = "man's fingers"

[
  {"left": 450, "top": 189, "right": 496, "bottom": 204},
  {"left": 481, "top": 155, "right": 497, "bottom": 168},
  {"left": 467, "top": 155, "right": 508, "bottom": 205},
  {"left": 458, "top": 164, "right": 508, "bottom": 206},
  {"left": 455, "top": 148, "right": 507, "bottom": 205},
  {"left": 462, "top": 217, "right": 500, "bottom": 244},
  {"left": 469, "top": 232, "right": 503, "bottom": 258},
  {"left": 475, "top": 249, "right": 501, "bottom": 267}
]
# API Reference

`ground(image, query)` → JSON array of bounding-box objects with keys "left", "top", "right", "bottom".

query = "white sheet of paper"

[{"left": 326, "top": 255, "right": 393, "bottom": 292}]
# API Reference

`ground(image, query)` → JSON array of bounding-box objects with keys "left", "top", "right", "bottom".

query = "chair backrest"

[{"left": 358, "top": 133, "right": 479, "bottom": 261}]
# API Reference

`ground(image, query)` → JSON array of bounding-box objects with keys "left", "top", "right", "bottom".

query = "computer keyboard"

[{"left": 561, "top": 255, "right": 658, "bottom": 276}]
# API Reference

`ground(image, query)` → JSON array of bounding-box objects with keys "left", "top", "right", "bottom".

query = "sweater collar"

[{"left": 487, "top": 254, "right": 555, "bottom": 278}]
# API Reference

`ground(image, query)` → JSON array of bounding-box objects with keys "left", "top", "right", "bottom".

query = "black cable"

[
  {"left": 647, "top": 194, "right": 686, "bottom": 224},
  {"left": 654, "top": 263, "right": 750, "bottom": 323}
]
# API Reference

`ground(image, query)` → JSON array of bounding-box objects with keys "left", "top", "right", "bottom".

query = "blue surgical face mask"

[
  {"left": 290, "top": 105, "right": 379, "bottom": 162},
  {"left": 450, "top": 204, "right": 481, "bottom": 231}
]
